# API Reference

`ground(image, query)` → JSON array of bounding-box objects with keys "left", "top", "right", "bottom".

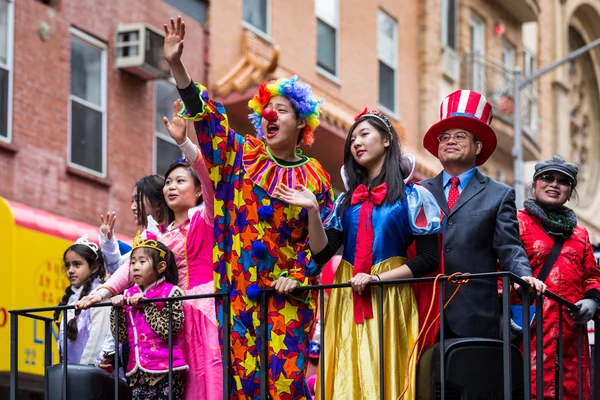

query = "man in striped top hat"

[{"left": 421, "top": 90, "right": 545, "bottom": 339}]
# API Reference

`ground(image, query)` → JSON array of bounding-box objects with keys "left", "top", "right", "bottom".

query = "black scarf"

[{"left": 523, "top": 199, "right": 577, "bottom": 237}]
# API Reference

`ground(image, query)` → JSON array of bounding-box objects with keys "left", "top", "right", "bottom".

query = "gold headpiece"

[{"left": 132, "top": 231, "right": 166, "bottom": 259}]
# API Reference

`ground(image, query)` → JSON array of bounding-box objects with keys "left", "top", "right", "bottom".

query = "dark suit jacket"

[{"left": 422, "top": 169, "right": 532, "bottom": 338}]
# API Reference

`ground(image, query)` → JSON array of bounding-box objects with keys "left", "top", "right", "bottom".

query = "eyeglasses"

[
  {"left": 537, "top": 173, "right": 573, "bottom": 186},
  {"left": 437, "top": 132, "right": 478, "bottom": 143}
]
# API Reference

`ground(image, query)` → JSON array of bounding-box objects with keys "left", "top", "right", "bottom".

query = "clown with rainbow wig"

[{"left": 164, "top": 17, "right": 335, "bottom": 400}]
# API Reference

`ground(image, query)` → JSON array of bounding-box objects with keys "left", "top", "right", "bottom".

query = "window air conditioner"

[{"left": 116, "top": 24, "right": 170, "bottom": 80}]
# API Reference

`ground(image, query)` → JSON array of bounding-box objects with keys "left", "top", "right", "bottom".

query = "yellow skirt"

[{"left": 316, "top": 257, "right": 419, "bottom": 400}]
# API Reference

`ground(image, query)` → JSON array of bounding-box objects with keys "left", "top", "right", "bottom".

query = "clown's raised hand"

[{"left": 163, "top": 16, "right": 185, "bottom": 64}]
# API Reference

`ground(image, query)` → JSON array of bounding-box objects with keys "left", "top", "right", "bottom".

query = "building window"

[
  {"left": 378, "top": 10, "right": 398, "bottom": 113},
  {"left": 469, "top": 12, "right": 486, "bottom": 93},
  {"left": 69, "top": 29, "right": 107, "bottom": 176},
  {"left": 315, "top": 0, "right": 339, "bottom": 77},
  {"left": 502, "top": 39, "right": 516, "bottom": 97},
  {"left": 502, "top": 40, "right": 516, "bottom": 72},
  {"left": 0, "top": 0, "right": 13, "bottom": 142},
  {"left": 155, "top": 80, "right": 182, "bottom": 177},
  {"left": 243, "top": 0, "right": 269, "bottom": 35},
  {"left": 163, "top": 0, "right": 208, "bottom": 23},
  {"left": 523, "top": 48, "right": 538, "bottom": 132},
  {"left": 441, "top": 0, "right": 457, "bottom": 50}
]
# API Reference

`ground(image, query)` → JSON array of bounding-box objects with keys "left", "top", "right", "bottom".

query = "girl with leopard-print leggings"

[{"left": 110, "top": 233, "right": 188, "bottom": 400}]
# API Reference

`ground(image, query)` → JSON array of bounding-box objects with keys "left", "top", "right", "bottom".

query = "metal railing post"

[
  {"left": 536, "top": 294, "right": 544, "bottom": 400},
  {"left": 558, "top": 306, "right": 564, "bottom": 399},
  {"left": 260, "top": 290, "right": 269, "bottom": 398},
  {"left": 319, "top": 288, "right": 326, "bottom": 398},
  {"left": 522, "top": 285, "right": 532, "bottom": 399},
  {"left": 44, "top": 320, "right": 52, "bottom": 400},
  {"left": 222, "top": 293, "right": 231, "bottom": 400},
  {"left": 501, "top": 274, "right": 512, "bottom": 400},
  {"left": 439, "top": 279, "right": 446, "bottom": 400},
  {"left": 168, "top": 301, "right": 174, "bottom": 400},
  {"left": 9, "top": 313, "right": 18, "bottom": 400},
  {"left": 62, "top": 309, "right": 68, "bottom": 400},
  {"left": 594, "top": 317, "right": 600, "bottom": 400},
  {"left": 114, "top": 306, "right": 120, "bottom": 400},
  {"left": 377, "top": 284, "right": 385, "bottom": 398}
]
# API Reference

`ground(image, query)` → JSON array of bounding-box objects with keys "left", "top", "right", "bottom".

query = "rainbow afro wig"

[{"left": 248, "top": 75, "right": 323, "bottom": 146}]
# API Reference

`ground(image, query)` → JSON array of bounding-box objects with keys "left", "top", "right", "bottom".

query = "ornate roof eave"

[{"left": 213, "top": 29, "right": 280, "bottom": 98}]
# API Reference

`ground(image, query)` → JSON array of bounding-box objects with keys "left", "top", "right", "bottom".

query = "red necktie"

[
  {"left": 447, "top": 177, "right": 460, "bottom": 211},
  {"left": 350, "top": 183, "right": 387, "bottom": 324}
]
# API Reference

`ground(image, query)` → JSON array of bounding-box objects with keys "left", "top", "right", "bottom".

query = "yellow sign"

[{"left": 0, "top": 198, "right": 70, "bottom": 376}]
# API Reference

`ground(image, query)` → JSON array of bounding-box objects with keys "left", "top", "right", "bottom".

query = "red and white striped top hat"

[{"left": 423, "top": 90, "right": 497, "bottom": 166}]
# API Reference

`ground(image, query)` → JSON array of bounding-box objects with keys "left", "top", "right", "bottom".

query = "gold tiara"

[{"left": 132, "top": 231, "right": 166, "bottom": 259}]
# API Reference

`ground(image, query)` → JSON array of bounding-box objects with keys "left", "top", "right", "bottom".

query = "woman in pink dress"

[{"left": 77, "top": 100, "right": 222, "bottom": 400}]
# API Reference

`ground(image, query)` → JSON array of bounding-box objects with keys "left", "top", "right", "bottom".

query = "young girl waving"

[
  {"left": 111, "top": 233, "right": 187, "bottom": 400},
  {"left": 55, "top": 235, "right": 110, "bottom": 365},
  {"left": 277, "top": 108, "right": 443, "bottom": 400}
]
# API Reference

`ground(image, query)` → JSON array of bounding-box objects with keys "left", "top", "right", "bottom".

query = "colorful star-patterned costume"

[{"left": 178, "top": 81, "right": 334, "bottom": 400}]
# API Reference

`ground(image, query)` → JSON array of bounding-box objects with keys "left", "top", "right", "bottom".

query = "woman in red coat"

[{"left": 518, "top": 155, "right": 600, "bottom": 399}]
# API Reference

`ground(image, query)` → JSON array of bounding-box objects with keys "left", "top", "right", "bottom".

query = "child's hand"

[
  {"left": 100, "top": 212, "right": 117, "bottom": 241},
  {"left": 98, "top": 358, "right": 114, "bottom": 373},
  {"left": 127, "top": 293, "right": 146, "bottom": 307},
  {"left": 111, "top": 295, "right": 126, "bottom": 307},
  {"left": 163, "top": 16, "right": 185, "bottom": 64},
  {"left": 75, "top": 293, "right": 103, "bottom": 310},
  {"left": 163, "top": 99, "right": 187, "bottom": 145}
]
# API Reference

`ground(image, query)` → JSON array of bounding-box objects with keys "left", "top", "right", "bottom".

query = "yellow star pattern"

[
  {"left": 240, "top": 351, "right": 257, "bottom": 373},
  {"left": 284, "top": 205, "right": 303, "bottom": 220},
  {"left": 270, "top": 332, "right": 289, "bottom": 354},
  {"left": 214, "top": 198, "right": 225, "bottom": 217},
  {"left": 274, "top": 373, "right": 295, "bottom": 395},
  {"left": 281, "top": 302, "right": 300, "bottom": 324}
]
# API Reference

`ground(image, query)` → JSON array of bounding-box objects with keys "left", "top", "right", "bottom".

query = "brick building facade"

[
  {"left": 3, "top": 0, "right": 600, "bottom": 238},
  {"left": 0, "top": 0, "right": 208, "bottom": 237}
]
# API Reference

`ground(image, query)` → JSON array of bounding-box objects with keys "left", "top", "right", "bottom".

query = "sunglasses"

[{"left": 537, "top": 173, "right": 573, "bottom": 186}]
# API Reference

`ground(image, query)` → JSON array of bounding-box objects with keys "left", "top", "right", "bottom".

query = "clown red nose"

[{"left": 261, "top": 108, "right": 278, "bottom": 122}]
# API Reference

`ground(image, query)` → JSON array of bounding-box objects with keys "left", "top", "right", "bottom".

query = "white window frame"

[
  {"left": 523, "top": 47, "right": 539, "bottom": 132},
  {"left": 315, "top": 0, "right": 340, "bottom": 80},
  {"left": 67, "top": 28, "right": 108, "bottom": 178},
  {"left": 502, "top": 39, "right": 516, "bottom": 91},
  {"left": 242, "top": 0, "right": 271, "bottom": 40},
  {"left": 153, "top": 79, "right": 183, "bottom": 175},
  {"left": 0, "top": 0, "right": 14, "bottom": 144},
  {"left": 377, "top": 9, "right": 398, "bottom": 116},
  {"left": 470, "top": 11, "right": 486, "bottom": 94},
  {"left": 441, "top": 0, "right": 457, "bottom": 50}
]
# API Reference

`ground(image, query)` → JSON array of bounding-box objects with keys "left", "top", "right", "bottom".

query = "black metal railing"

[
  {"left": 9, "top": 272, "right": 599, "bottom": 399},
  {"left": 9, "top": 291, "right": 230, "bottom": 400},
  {"left": 257, "top": 271, "right": 595, "bottom": 400}
]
